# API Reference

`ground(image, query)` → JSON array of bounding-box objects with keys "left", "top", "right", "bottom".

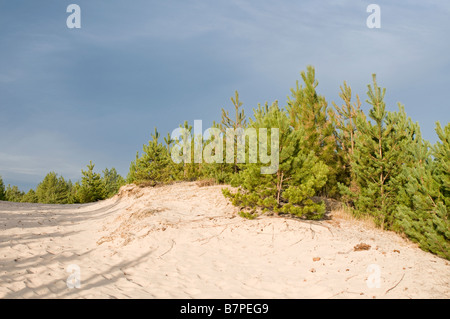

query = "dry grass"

[
  {"left": 97, "top": 207, "right": 167, "bottom": 246},
  {"left": 331, "top": 206, "right": 378, "bottom": 230},
  {"left": 196, "top": 178, "right": 216, "bottom": 187}
]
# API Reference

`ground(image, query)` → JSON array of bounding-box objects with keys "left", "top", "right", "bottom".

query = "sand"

[{"left": 0, "top": 182, "right": 448, "bottom": 299}]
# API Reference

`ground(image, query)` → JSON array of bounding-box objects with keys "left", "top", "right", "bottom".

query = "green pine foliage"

[
  {"left": 35, "top": 172, "right": 73, "bottom": 204},
  {"left": 394, "top": 123, "right": 449, "bottom": 259},
  {"left": 77, "top": 161, "right": 105, "bottom": 203},
  {"left": 128, "top": 128, "right": 177, "bottom": 185},
  {"left": 331, "top": 82, "right": 365, "bottom": 199},
  {"left": 287, "top": 65, "right": 341, "bottom": 197},
  {"left": 340, "top": 75, "right": 417, "bottom": 227},
  {"left": 218, "top": 90, "right": 247, "bottom": 174},
  {"left": 201, "top": 152, "right": 232, "bottom": 184},
  {"left": 5, "top": 185, "right": 24, "bottom": 202},
  {"left": 175, "top": 121, "right": 205, "bottom": 181},
  {"left": 204, "top": 91, "right": 248, "bottom": 184},
  {"left": 183, "top": 122, "right": 205, "bottom": 181},
  {"left": 1, "top": 65, "right": 447, "bottom": 260},
  {"left": 2, "top": 166, "right": 124, "bottom": 204},
  {"left": 222, "top": 101, "right": 329, "bottom": 219},
  {"left": 433, "top": 122, "right": 450, "bottom": 207},
  {"left": 1, "top": 167, "right": 123, "bottom": 204},
  {"left": 0, "top": 176, "right": 5, "bottom": 201},
  {"left": 102, "top": 167, "right": 126, "bottom": 198},
  {"left": 22, "top": 189, "right": 38, "bottom": 203},
  {"left": 164, "top": 132, "right": 174, "bottom": 153},
  {"left": 127, "top": 152, "right": 140, "bottom": 184}
]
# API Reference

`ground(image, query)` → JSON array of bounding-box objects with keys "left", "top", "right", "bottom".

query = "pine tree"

[
  {"left": 102, "top": 168, "right": 125, "bottom": 198},
  {"left": 78, "top": 161, "right": 105, "bottom": 203},
  {"left": 218, "top": 91, "right": 247, "bottom": 173},
  {"left": 0, "top": 176, "right": 5, "bottom": 201},
  {"left": 35, "top": 172, "right": 72, "bottom": 204},
  {"left": 347, "top": 75, "right": 416, "bottom": 227},
  {"left": 433, "top": 122, "right": 450, "bottom": 208},
  {"left": 22, "top": 189, "right": 38, "bottom": 203},
  {"left": 127, "top": 151, "right": 140, "bottom": 184},
  {"left": 184, "top": 121, "right": 205, "bottom": 180},
  {"left": 170, "top": 121, "right": 206, "bottom": 181},
  {"left": 331, "top": 82, "right": 365, "bottom": 199},
  {"left": 394, "top": 123, "right": 450, "bottom": 259},
  {"left": 204, "top": 91, "right": 247, "bottom": 183},
  {"left": 287, "top": 66, "right": 339, "bottom": 196},
  {"left": 129, "top": 128, "right": 176, "bottom": 185},
  {"left": 5, "top": 185, "right": 24, "bottom": 202},
  {"left": 72, "top": 181, "right": 82, "bottom": 203},
  {"left": 164, "top": 132, "right": 174, "bottom": 153},
  {"left": 223, "top": 101, "right": 329, "bottom": 219}
]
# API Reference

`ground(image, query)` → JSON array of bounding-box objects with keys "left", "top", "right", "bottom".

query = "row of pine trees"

[
  {"left": 0, "top": 65, "right": 448, "bottom": 259},
  {"left": 126, "top": 66, "right": 449, "bottom": 259},
  {"left": 0, "top": 162, "right": 125, "bottom": 204}
]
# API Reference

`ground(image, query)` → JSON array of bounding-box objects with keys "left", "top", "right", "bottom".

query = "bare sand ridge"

[{"left": 0, "top": 182, "right": 448, "bottom": 298}]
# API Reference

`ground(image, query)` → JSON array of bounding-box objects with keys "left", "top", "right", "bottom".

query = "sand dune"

[{"left": 0, "top": 182, "right": 448, "bottom": 299}]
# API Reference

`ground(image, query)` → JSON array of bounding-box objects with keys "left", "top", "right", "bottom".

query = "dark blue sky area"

[{"left": 1, "top": 0, "right": 449, "bottom": 190}]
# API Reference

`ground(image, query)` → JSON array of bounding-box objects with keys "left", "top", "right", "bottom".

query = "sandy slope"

[{"left": 0, "top": 182, "right": 448, "bottom": 299}]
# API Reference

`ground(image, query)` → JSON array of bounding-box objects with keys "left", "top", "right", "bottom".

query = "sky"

[{"left": 0, "top": 0, "right": 449, "bottom": 191}]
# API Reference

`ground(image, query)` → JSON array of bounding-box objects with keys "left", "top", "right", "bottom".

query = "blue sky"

[{"left": 1, "top": 0, "right": 449, "bottom": 191}]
